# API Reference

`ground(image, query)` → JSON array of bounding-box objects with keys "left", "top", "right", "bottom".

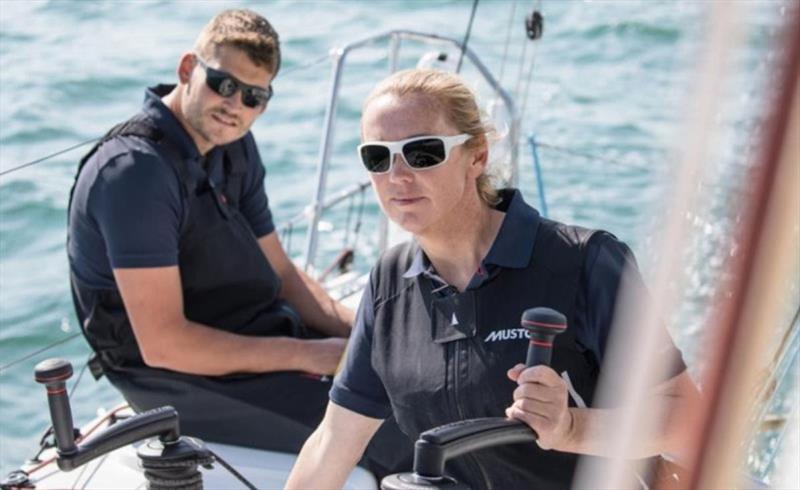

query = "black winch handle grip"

[
  {"left": 522, "top": 307, "right": 568, "bottom": 367},
  {"left": 34, "top": 358, "right": 78, "bottom": 456},
  {"left": 412, "top": 418, "right": 536, "bottom": 478}
]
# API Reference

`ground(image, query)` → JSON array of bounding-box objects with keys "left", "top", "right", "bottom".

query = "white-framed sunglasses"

[{"left": 357, "top": 134, "right": 472, "bottom": 174}]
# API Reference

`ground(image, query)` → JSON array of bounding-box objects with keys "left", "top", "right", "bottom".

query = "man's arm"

[
  {"left": 285, "top": 402, "right": 383, "bottom": 489},
  {"left": 258, "top": 232, "right": 354, "bottom": 337},
  {"left": 506, "top": 364, "right": 701, "bottom": 458},
  {"left": 113, "top": 266, "right": 345, "bottom": 376}
]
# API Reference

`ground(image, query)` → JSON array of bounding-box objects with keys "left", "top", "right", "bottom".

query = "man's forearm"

[
  {"left": 141, "top": 320, "right": 312, "bottom": 375},
  {"left": 281, "top": 265, "right": 354, "bottom": 337},
  {"left": 113, "top": 263, "right": 336, "bottom": 376}
]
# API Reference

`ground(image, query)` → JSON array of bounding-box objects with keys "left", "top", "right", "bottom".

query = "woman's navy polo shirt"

[{"left": 331, "top": 189, "right": 685, "bottom": 419}]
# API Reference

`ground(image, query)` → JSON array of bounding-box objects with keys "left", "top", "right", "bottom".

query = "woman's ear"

[
  {"left": 468, "top": 135, "right": 490, "bottom": 177},
  {"left": 177, "top": 52, "right": 196, "bottom": 85}
]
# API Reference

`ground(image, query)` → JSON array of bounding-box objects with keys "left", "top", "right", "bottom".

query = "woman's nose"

[{"left": 388, "top": 154, "right": 413, "bottom": 182}]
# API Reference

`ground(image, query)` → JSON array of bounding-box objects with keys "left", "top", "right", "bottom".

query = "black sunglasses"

[
  {"left": 357, "top": 134, "right": 472, "bottom": 174},
  {"left": 195, "top": 56, "right": 273, "bottom": 109}
]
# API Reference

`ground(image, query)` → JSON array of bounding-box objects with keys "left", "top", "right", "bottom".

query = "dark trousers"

[{"left": 105, "top": 366, "right": 413, "bottom": 479}]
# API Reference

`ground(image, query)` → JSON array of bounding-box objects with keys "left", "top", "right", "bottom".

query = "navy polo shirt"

[
  {"left": 331, "top": 189, "right": 685, "bottom": 419},
  {"left": 68, "top": 84, "right": 274, "bottom": 290}
]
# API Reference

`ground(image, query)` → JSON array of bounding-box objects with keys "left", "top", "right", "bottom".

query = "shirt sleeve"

[
  {"left": 330, "top": 276, "right": 393, "bottom": 419},
  {"left": 583, "top": 233, "right": 687, "bottom": 379},
  {"left": 238, "top": 133, "right": 275, "bottom": 238},
  {"left": 91, "top": 150, "right": 183, "bottom": 268}
]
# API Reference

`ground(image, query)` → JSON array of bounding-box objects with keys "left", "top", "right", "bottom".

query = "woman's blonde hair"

[{"left": 363, "top": 69, "right": 500, "bottom": 206}]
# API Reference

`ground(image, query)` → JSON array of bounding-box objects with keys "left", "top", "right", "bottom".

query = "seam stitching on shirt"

[{"left": 374, "top": 281, "right": 416, "bottom": 313}]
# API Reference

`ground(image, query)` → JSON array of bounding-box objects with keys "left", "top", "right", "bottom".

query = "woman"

[{"left": 286, "top": 69, "right": 698, "bottom": 489}]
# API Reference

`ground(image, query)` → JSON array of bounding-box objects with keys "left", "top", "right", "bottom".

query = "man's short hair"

[{"left": 195, "top": 9, "right": 281, "bottom": 75}]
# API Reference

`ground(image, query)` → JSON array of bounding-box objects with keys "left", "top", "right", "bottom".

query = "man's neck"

[
  {"left": 161, "top": 86, "right": 212, "bottom": 156},
  {"left": 417, "top": 194, "right": 505, "bottom": 292}
]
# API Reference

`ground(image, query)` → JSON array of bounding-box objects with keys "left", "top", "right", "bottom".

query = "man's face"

[{"left": 182, "top": 44, "right": 274, "bottom": 152}]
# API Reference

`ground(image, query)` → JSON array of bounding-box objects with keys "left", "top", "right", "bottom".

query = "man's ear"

[{"left": 177, "top": 52, "right": 196, "bottom": 84}]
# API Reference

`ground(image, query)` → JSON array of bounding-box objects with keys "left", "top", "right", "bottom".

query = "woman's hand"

[{"left": 505, "top": 363, "right": 574, "bottom": 451}]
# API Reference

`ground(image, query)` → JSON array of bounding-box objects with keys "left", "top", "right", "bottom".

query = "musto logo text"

[{"left": 484, "top": 328, "right": 531, "bottom": 343}]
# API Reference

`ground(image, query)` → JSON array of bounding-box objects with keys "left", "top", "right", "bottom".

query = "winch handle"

[
  {"left": 34, "top": 358, "right": 184, "bottom": 472},
  {"left": 381, "top": 308, "right": 568, "bottom": 490}
]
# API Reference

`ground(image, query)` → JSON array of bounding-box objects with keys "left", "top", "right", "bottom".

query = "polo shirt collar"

[
  {"left": 142, "top": 84, "right": 203, "bottom": 162},
  {"left": 483, "top": 188, "right": 540, "bottom": 269},
  {"left": 403, "top": 247, "right": 429, "bottom": 279},
  {"left": 402, "top": 188, "right": 540, "bottom": 279}
]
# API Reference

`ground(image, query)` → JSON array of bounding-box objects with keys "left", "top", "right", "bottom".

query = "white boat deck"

[{"left": 24, "top": 407, "right": 377, "bottom": 489}]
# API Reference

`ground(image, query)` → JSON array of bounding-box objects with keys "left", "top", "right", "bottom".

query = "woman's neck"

[{"left": 417, "top": 197, "right": 505, "bottom": 292}]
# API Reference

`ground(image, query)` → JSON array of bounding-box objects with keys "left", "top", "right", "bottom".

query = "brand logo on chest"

[{"left": 483, "top": 328, "right": 531, "bottom": 343}]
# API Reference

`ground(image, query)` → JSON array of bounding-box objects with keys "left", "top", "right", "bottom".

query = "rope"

[
  {"left": 279, "top": 54, "right": 330, "bottom": 78},
  {"left": 0, "top": 333, "right": 81, "bottom": 374},
  {"left": 0, "top": 138, "right": 99, "bottom": 178},
  {"left": 518, "top": 51, "right": 538, "bottom": 130},
  {"left": 513, "top": 15, "right": 530, "bottom": 104},
  {"left": 25, "top": 355, "right": 91, "bottom": 464},
  {"left": 351, "top": 187, "right": 366, "bottom": 254},
  {"left": 0, "top": 54, "right": 328, "bottom": 179},
  {"left": 517, "top": 0, "right": 543, "bottom": 126},
  {"left": 534, "top": 140, "right": 650, "bottom": 170},
  {"left": 528, "top": 135, "right": 549, "bottom": 218},
  {"left": 208, "top": 449, "right": 258, "bottom": 490},
  {"left": 68, "top": 355, "right": 91, "bottom": 397},
  {"left": 456, "top": 0, "right": 480, "bottom": 73},
  {"left": 498, "top": 0, "right": 518, "bottom": 86},
  {"left": 284, "top": 222, "right": 293, "bottom": 255},
  {"left": 50, "top": 447, "right": 253, "bottom": 489},
  {"left": 26, "top": 404, "right": 131, "bottom": 475},
  {"left": 343, "top": 192, "right": 355, "bottom": 247}
]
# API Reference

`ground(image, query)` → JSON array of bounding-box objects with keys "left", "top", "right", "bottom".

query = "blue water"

[{"left": 1, "top": 0, "right": 795, "bottom": 480}]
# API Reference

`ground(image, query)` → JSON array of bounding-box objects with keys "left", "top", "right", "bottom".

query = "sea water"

[{"left": 1, "top": 0, "right": 795, "bottom": 480}]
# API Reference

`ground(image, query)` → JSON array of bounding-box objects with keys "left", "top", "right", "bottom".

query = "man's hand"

[
  {"left": 505, "top": 363, "right": 573, "bottom": 450},
  {"left": 299, "top": 338, "right": 348, "bottom": 376}
]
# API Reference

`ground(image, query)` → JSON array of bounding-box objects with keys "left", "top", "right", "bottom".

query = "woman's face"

[{"left": 360, "top": 93, "right": 485, "bottom": 237}]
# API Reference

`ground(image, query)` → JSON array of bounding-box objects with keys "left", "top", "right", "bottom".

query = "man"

[{"left": 66, "top": 10, "right": 410, "bottom": 466}]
